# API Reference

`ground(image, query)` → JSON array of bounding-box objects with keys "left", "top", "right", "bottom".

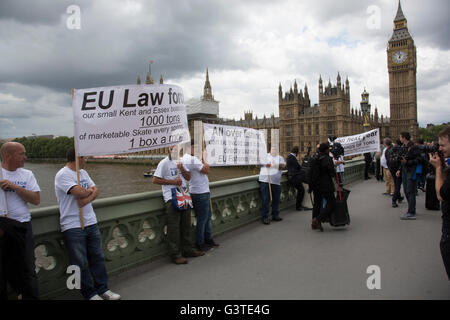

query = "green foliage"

[
  {"left": 419, "top": 124, "right": 448, "bottom": 142},
  {"left": 2, "top": 136, "right": 75, "bottom": 158}
]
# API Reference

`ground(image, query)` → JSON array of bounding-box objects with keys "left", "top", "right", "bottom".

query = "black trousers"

[
  {"left": 364, "top": 161, "right": 371, "bottom": 179},
  {"left": 295, "top": 183, "right": 305, "bottom": 209},
  {"left": 440, "top": 229, "right": 450, "bottom": 281}
]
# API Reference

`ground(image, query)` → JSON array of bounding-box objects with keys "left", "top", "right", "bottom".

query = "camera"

[
  {"left": 416, "top": 141, "right": 440, "bottom": 154},
  {"left": 389, "top": 144, "right": 408, "bottom": 164},
  {"left": 328, "top": 136, "right": 344, "bottom": 159}
]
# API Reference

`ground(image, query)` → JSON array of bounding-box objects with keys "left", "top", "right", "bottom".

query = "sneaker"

[
  {"left": 100, "top": 290, "right": 121, "bottom": 300},
  {"left": 205, "top": 238, "right": 219, "bottom": 247},
  {"left": 392, "top": 203, "right": 398, "bottom": 208},
  {"left": 400, "top": 213, "right": 416, "bottom": 220},
  {"left": 262, "top": 218, "right": 270, "bottom": 225},
  {"left": 89, "top": 294, "right": 103, "bottom": 300}
]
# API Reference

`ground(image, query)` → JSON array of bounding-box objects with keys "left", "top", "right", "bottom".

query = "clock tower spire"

[{"left": 387, "top": 0, "right": 418, "bottom": 139}]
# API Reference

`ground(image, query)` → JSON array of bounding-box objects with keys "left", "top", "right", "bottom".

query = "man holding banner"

[
  {"left": 0, "top": 142, "right": 40, "bottom": 300},
  {"left": 182, "top": 140, "right": 219, "bottom": 252},
  {"left": 259, "top": 147, "right": 286, "bottom": 225},
  {"left": 55, "top": 148, "right": 121, "bottom": 300},
  {"left": 153, "top": 145, "right": 205, "bottom": 265}
]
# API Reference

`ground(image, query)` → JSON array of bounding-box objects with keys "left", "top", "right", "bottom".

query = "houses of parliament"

[{"left": 135, "top": 1, "right": 418, "bottom": 159}]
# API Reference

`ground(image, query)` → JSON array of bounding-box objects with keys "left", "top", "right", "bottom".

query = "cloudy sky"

[{"left": 0, "top": 0, "right": 449, "bottom": 139}]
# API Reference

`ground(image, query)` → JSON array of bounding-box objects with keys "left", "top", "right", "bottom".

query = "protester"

[
  {"left": 153, "top": 145, "right": 205, "bottom": 265},
  {"left": 381, "top": 138, "right": 394, "bottom": 196},
  {"left": 364, "top": 152, "right": 372, "bottom": 180},
  {"left": 396, "top": 132, "right": 419, "bottom": 220},
  {"left": 375, "top": 147, "right": 384, "bottom": 182},
  {"left": 182, "top": 141, "right": 219, "bottom": 252},
  {"left": 55, "top": 148, "right": 121, "bottom": 300},
  {"left": 332, "top": 153, "right": 345, "bottom": 188},
  {"left": 0, "top": 142, "right": 40, "bottom": 300},
  {"left": 258, "top": 146, "right": 286, "bottom": 225},
  {"left": 286, "top": 146, "right": 305, "bottom": 211},
  {"left": 428, "top": 126, "right": 450, "bottom": 280},
  {"left": 310, "top": 143, "right": 336, "bottom": 232}
]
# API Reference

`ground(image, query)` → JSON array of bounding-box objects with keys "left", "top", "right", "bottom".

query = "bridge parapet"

[{"left": 29, "top": 160, "right": 364, "bottom": 298}]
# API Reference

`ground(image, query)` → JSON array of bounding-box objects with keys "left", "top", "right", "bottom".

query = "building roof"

[
  {"left": 394, "top": 1, "right": 406, "bottom": 22},
  {"left": 390, "top": 28, "right": 412, "bottom": 41},
  {"left": 185, "top": 98, "right": 219, "bottom": 116}
]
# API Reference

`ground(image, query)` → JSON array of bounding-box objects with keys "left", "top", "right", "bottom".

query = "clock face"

[{"left": 393, "top": 50, "right": 407, "bottom": 64}]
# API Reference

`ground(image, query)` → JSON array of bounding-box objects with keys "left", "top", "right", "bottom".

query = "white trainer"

[
  {"left": 100, "top": 290, "right": 121, "bottom": 300},
  {"left": 89, "top": 294, "right": 103, "bottom": 300}
]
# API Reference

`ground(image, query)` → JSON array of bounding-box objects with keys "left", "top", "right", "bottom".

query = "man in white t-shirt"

[
  {"left": 331, "top": 153, "right": 345, "bottom": 188},
  {"left": 259, "top": 147, "right": 286, "bottom": 225},
  {"left": 54, "top": 148, "right": 120, "bottom": 300},
  {"left": 0, "top": 142, "right": 40, "bottom": 299},
  {"left": 182, "top": 140, "right": 219, "bottom": 252},
  {"left": 153, "top": 145, "right": 205, "bottom": 265}
]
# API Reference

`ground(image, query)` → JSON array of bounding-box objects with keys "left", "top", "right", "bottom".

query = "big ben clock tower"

[{"left": 387, "top": 0, "right": 418, "bottom": 139}]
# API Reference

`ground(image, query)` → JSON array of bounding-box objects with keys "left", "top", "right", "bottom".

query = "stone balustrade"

[{"left": 29, "top": 159, "right": 364, "bottom": 299}]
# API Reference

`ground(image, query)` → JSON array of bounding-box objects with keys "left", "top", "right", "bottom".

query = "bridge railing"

[{"left": 29, "top": 159, "right": 364, "bottom": 298}]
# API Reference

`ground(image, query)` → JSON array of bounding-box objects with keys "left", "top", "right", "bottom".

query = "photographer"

[
  {"left": 387, "top": 139, "right": 405, "bottom": 208},
  {"left": 396, "top": 132, "right": 420, "bottom": 220},
  {"left": 428, "top": 126, "right": 450, "bottom": 280}
]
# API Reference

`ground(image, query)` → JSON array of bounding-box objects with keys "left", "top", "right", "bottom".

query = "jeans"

[
  {"left": 402, "top": 169, "right": 417, "bottom": 214},
  {"left": 391, "top": 169, "right": 403, "bottom": 204},
  {"left": 312, "top": 191, "right": 335, "bottom": 222},
  {"left": 191, "top": 193, "right": 212, "bottom": 246},
  {"left": 260, "top": 182, "right": 281, "bottom": 219},
  {"left": 63, "top": 224, "right": 108, "bottom": 300}
]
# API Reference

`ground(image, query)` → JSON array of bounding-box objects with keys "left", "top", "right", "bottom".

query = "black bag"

[
  {"left": 425, "top": 174, "right": 440, "bottom": 211},
  {"left": 330, "top": 174, "right": 351, "bottom": 227}
]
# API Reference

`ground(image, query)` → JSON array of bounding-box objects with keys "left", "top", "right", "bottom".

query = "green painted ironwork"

[{"left": 29, "top": 160, "right": 364, "bottom": 299}]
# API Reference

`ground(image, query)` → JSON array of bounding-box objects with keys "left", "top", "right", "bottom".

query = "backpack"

[{"left": 303, "top": 153, "right": 319, "bottom": 187}]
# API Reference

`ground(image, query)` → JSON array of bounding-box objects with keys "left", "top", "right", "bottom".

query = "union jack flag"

[{"left": 171, "top": 187, "right": 192, "bottom": 210}]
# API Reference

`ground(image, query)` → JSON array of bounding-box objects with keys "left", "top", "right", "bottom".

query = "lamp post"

[{"left": 360, "top": 88, "right": 371, "bottom": 132}]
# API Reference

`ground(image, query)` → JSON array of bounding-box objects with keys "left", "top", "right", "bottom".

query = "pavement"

[{"left": 59, "top": 178, "right": 450, "bottom": 300}]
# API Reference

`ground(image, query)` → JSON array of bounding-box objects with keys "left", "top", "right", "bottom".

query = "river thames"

[{"left": 25, "top": 161, "right": 259, "bottom": 207}]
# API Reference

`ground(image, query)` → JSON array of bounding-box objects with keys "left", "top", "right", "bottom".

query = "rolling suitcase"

[
  {"left": 425, "top": 174, "right": 440, "bottom": 211},
  {"left": 330, "top": 174, "right": 351, "bottom": 227}
]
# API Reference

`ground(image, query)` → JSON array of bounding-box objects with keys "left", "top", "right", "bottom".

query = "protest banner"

[
  {"left": 203, "top": 123, "right": 267, "bottom": 166},
  {"left": 334, "top": 128, "right": 380, "bottom": 157},
  {"left": 73, "top": 84, "right": 190, "bottom": 156}
]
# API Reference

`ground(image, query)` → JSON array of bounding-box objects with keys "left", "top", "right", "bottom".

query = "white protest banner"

[
  {"left": 203, "top": 123, "right": 267, "bottom": 166},
  {"left": 73, "top": 84, "right": 190, "bottom": 156},
  {"left": 334, "top": 128, "right": 380, "bottom": 157}
]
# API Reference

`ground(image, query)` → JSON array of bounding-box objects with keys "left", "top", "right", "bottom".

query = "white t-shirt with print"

[
  {"left": 258, "top": 154, "right": 285, "bottom": 186},
  {"left": 181, "top": 153, "right": 209, "bottom": 194},
  {"left": 0, "top": 168, "right": 40, "bottom": 222},
  {"left": 55, "top": 166, "right": 97, "bottom": 232},
  {"left": 332, "top": 155, "right": 345, "bottom": 173},
  {"left": 154, "top": 156, "right": 189, "bottom": 202}
]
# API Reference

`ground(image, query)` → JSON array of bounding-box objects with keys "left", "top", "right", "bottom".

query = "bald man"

[{"left": 0, "top": 142, "right": 40, "bottom": 299}]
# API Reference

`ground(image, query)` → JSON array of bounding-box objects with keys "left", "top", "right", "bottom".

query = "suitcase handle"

[{"left": 336, "top": 173, "right": 342, "bottom": 201}]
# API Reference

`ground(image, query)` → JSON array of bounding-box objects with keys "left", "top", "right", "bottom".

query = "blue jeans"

[
  {"left": 63, "top": 224, "right": 108, "bottom": 300},
  {"left": 260, "top": 182, "right": 281, "bottom": 219},
  {"left": 402, "top": 169, "right": 417, "bottom": 214},
  {"left": 191, "top": 193, "right": 212, "bottom": 246}
]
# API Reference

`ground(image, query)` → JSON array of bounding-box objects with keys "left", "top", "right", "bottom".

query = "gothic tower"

[
  {"left": 387, "top": 0, "right": 418, "bottom": 139},
  {"left": 202, "top": 67, "right": 214, "bottom": 101}
]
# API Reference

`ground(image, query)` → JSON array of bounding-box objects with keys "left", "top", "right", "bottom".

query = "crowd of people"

[{"left": 1, "top": 126, "right": 449, "bottom": 300}]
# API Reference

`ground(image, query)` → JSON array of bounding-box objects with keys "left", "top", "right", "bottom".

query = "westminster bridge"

[{"left": 29, "top": 159, "right": 449, "bottom": 299}]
